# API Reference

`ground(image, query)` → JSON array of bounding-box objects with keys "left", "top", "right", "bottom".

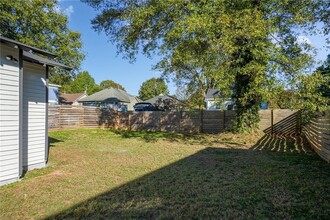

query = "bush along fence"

[{"left": 48, "top": 105, "right": 329, "bottom": 162}]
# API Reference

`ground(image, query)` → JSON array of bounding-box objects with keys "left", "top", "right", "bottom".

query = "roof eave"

[
  {"left": 79, "top": 99, "right": 130, "bottom": 103},
  {"left": 0, "top": 35, "right": 57, "bottom": 58},
  {"left": 23, "top": 51, "right": 72, "bottom": 70}
]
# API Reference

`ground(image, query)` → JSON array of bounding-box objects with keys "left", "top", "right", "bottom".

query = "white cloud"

[
  {"left": 53, "top": 3, "right": 74, "bottom": 18},
  {"left": 297, "top": 36, "right": 312, "bottom": 45},
  {"left": 63, "top": 5, "right": 74, "bottom": 18},
  {"left": 53, "top": 4, "right": 61, "bottom": 14}
]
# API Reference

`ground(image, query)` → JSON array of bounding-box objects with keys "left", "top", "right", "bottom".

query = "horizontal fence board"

[
  {"left": 303, "top": 111, "right": 330, "bottom": 162},
  {"left": 48, "top": 107, "right": 302, "bottom": 134}
]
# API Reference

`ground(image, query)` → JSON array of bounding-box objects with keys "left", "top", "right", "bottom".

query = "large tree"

[
  {"left": 66, "top": 71, "right": 101, "bottom": 95},
  {"left": 0, "top": 0, "right": 85, "bottom": 86},
  {"left": 99, "top": 80, "right": 126, "bottom": 91},
  {"left": 139, "top": 78, "right": 169, "bottom": 101},
  {"left": 83, "top": 0, "right": 329, "bottom": 132}
]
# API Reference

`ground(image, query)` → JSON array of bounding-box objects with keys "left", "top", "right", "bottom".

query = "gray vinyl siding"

[
  {"left": 22, "top": 62, "right": 46, "bottom": 168},
  {"left": 0, "top": 43, "right": 20, "bottom": 185}
]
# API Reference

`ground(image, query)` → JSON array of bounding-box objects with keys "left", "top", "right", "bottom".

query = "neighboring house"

[
  {"left": 205, "top": 89, "right": 235, "bottom": 110},
  {"left": 205, "top": 89, "right": 269, "bottom": 110},
  {"left": 127, "top": 95, "right": 142, "bottom": 111},
  {"left": 0, "top": 36, "right": 71, "bottom": 186},
  {"left": 79, "top": 88, "right": 140, "bottom": 111},
  {"left": 145, "top": 94, "right": 177, "bottom": 104},
  {"left": 145, "top": 94, "right": 179, "bottom": 111},
  {"left": 48, "top": 84, "right": 61, "bottom": 105},
  {"left": 59, "top": 92, "right": 87, "bottom": 105}
]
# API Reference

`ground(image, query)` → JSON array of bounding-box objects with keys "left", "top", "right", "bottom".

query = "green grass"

[{"left": 0, "top": 129, "right": 329, "bottom": 219}]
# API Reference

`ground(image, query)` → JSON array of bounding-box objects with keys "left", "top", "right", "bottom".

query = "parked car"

[{"left": 133, "top": 102, "right": 164, "bottom": 111}]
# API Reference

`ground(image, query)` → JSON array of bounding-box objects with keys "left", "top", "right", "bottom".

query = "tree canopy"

[
  {"left": 316, "top": 55, "right": 330, "bottom": 98},
  {"left": 99, "top": 80, "right": 126, "bottom": 91},
  {"left": 138, "top": 78, "right": 169, "bottom": 101},
  {"left": 0, "top": 0, "right": 85, "bottom": 86},
  {"left": 64, "top": 71, "right": 101, "bottom": 95},
  {"left": 83, "top": 0, "right": 330, "bottom": 132}
]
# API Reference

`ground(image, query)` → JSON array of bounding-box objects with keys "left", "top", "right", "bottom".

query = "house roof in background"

[
  {"left": 79, "top": 88, "right": 134, "bottom": 103},
  {"left": 129, "top": 96, "right": 142, "bottom": 103},
  {"left": 60, "top": 93, "right": 86, "bottom": 104},
  {"left": 145, "top": 94, "right": 178, "bottom": 104},
  {"left": 205, "top": 89, "right": 221, "bottom": 100}
]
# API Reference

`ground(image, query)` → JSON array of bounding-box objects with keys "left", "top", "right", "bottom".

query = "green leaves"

[
  {"left": 294, "top": 73, "right": 329, "bottom": 111},
  {"left": 316, "top": 54, "right": 330, "bottom": 99},
  {"left": 138, "top": 78, "right": 169, "bottom": 101},
  {"left": 60, "top": 73, "right": 126, "bottom": 96},
  {"left": 83, "top": 0, "right": 330, "bottom": 132},
  {"left": 100, "top": 80, "right": 126, "bottom": 91},
  {"left": 65, "top": 71, "right": 101, "bottom": 95},
  {"left": 0, "top": 0, "right": 85, "bottom": 86}
]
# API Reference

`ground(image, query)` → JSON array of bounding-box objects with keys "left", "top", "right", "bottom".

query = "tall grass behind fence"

[{"left": 303, "top": 111, "right": 330, "bottom": 162}]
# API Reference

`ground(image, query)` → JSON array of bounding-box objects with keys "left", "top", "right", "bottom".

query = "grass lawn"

[{"left": 0, "top": 129, "right": 329, "bottom": 219}]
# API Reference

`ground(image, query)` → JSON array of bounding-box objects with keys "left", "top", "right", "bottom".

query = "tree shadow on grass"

[
  {"left": 112, "top": 129, "right": 243, "bottom": 147},
  {"left": 112, "top": 129, "right": 179, "bottom": 142},
  {"left": 251, "top": 110, "right": 313, "bottom": 154},
  {"left": 251, "top": 133, "right": 313, "bottom": 154},
  {"left": 46, "top": 147, "right": 330, "bottom": 219}
]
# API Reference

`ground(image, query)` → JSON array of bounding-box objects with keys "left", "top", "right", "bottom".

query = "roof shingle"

[
  {"left": 79, "top": 88, "right": 134, "bottom": 103},
  {"left": 60, "top": 93, "right": 86, "bottom": 104}
]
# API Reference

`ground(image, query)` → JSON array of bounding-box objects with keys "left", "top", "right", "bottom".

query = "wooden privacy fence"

[
  {"left": 48, "top": 105, "right": 100, "bottom": 129},
  {"left": 48, "top": 105, "right": 330, "bottom": 162},
  {"left": 100, "top": 109, "right": 301, "bottom": 134},
  {"left": 101, "top": 110, "right": 201, "bottom": 132},
  {"left": 49, "top": 106, "right": 300, "bottom": 134},
  {"left": 303, "top": 111, "right": 330, "bottom": 162}
]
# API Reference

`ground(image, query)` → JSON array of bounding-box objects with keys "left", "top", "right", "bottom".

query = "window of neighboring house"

[{"left": 215, "top": 101, "right": 221, "bottom": 109}]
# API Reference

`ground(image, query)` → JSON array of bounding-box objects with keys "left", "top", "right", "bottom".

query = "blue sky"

[
  {"left": 59, "top": 0, "right": 175, "bottom": 96},
  {"left": 59, "top": 0, "right": 329, "bottom": 96}
]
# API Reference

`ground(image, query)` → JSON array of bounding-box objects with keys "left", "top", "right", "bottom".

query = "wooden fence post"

[
  {"left": 296, "top": 110, "right": 302, "bottom": 135},
  {"left": 128, "top": 113, "right": 131, "bottom": 131},
  {"left": 223, "top": 110, "right": 226, "bottom": 131},
  {"left": 82, "top": 106, "right": 85, "bottom": 127},
  {"left": 115, "top": 111, "right": 118, "bottom": 129},
  {"left": 178, "top": 111, "right": 181, "bottom": 132},
  {"left": 271, "top": 109, "right": 274, "bottom": 135},
  {"left": 200, "top": 109, "right": 203, "bottom": 133},
  {"left": 59, "top": 106, "right": 62, "bottom": 129},
  {"left": 142, "top": 112, "right": 144, "bottom": 131},
  {"left": 159, "top": 112, "right": 162, "bottom": 132}
]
